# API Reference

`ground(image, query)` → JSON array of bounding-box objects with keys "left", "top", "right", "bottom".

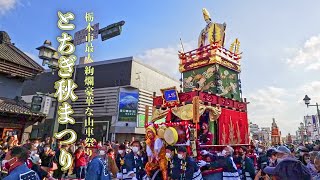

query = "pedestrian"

[
  {"left": 198, "top": 146, "right": 240, "bottom": 180},
  {"left": 262, "top": 145, "right": 312, "bottom": 180},
  {"left": 2, "top": 146, "right": 40, "bottom": 180},
  {"left": 85, "top": 145, "right": 111, "bottom": 180}
]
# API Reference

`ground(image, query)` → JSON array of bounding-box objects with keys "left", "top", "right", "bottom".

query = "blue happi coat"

[{"left": 86, "top": 156, "right": 111, "bottom": 180}]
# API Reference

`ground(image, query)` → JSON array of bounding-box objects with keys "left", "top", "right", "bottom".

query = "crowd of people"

[{"left": 1, "top": 134, "right": 320, "bottom": 180}]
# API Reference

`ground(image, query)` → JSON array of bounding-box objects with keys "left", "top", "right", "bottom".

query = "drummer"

[
  {"left": 198, "top": 122, "right": 213, "bottom": 145},
  {"left": 145, "top": 125, "right": 168, "bottom": 179}
]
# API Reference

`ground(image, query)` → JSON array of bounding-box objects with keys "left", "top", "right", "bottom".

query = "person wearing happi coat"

[
  {"left": 85, "top": 145, "right": 111, "bottom": 180},
  {"left": 234, "top": 146, "right": 255, "bottom": 180},
  {"left": 116, "top": 144, "right": 135, "bottom": 179},
  {"left": 198, "top": 146, "right": 240, "bottom": 180},
  {"left": 127, "top": 140, "right": 147, "bottom": 180},
  {"left": 165, "top": 145, "right": 180, "bottom": 179},
  {"left": 173, "top": 146, "right": 203, "bottom": 180},
  {"left": 145, "top": 125, "right": 168, "bottom": 180}
]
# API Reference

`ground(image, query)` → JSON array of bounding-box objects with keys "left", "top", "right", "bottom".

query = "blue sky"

[{"left": 1, "top": 0, "right": 320, "bottom": 136}]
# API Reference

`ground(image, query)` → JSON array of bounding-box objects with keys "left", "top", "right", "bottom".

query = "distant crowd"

[{"left": 1, "top": 135, "right": 320, "bottom": 180}]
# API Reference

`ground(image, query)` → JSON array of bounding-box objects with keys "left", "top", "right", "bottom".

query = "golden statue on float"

[{"left": 198, "top": 8, "right": 226, "bottom": 47}]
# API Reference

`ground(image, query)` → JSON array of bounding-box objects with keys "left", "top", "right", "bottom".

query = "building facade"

[
  {"left": 0, "top": 31, "right": 45, "bottom": 143},
  {"left": 22, "top": 57, "right": 179, "bottom": 143}
]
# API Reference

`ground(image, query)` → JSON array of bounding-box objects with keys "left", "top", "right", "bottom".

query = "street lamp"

[
  {"left": 303, "top": 95, "right": 320, "bottom": 141},
  {"left": 303, "top": 95, "right": 311, "bottom": 106},
  {"left": 36, "top": 40, "right": 59, "bottom": 72}
]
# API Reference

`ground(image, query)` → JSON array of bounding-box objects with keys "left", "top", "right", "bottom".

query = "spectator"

[
  {"left": 74, "top": 146, "right": 88, "bottom": 179},
  {"left": 39, "top": 144, "right": 56, "bottom": 175},
  {"left": 236, "top": 146, "right": 255, "bottom": 180},
  {"left": 3, "top": 146, "right": 40, "bottom": 180},
  {"left": 30, "top": 154, "right": 52, "bottom": 179},
  {"left": 116, "top": 144, "right": 134, "bottom": 179},
  {"left": 85, "top": 146, "right": 111, "bottom": 180},
  {"left": 263, "top": 146, "right": 312, "bottom": 180},
  {"left": 313, "top": 152, "right": 320, "bottom": 179},
  {"left": 307, "top": 151, "right": 318, "bottom": 177}
]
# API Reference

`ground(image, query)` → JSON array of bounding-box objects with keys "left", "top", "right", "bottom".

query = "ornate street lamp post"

[
  {"left": 303, "top": 95, "right": 320, "bottom": 141},
  {"left": 36, "top": 40, "right": 59, "bottom": 73}
]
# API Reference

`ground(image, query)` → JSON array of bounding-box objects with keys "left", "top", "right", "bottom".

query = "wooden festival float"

[{"left": 144, "top": 8, "right": 254, "bottom": 177}]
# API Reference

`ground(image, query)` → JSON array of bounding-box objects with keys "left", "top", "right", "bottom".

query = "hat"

[
  {"left": 275, "top": 146, "right": 291, "bottom": 154},
  {"left": 240, "top": 146, "right": 248, "bottom": 152},
  {"left": 263, "top": 159, "right": 312, "bottom": 180},
  {"left": 166, "top": 145, "right": 176, "bottom": 152},
  {"left": 177, "top": 146, "right": 187, "bottom": 153},
  {"left": 266, "top": 148, "right": 276, "bottom": 157},
  {"left": 146, "top": 125, "right": 156, "bottom": 135}
]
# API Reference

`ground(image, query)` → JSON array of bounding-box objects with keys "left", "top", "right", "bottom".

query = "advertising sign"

[{"left": 118, "top": 88, "right": 139, "bottom": 121}]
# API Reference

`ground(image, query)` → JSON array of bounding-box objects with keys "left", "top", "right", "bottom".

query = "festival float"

[{"left": 144, "top": 8, "right": 253, "bottom": 179}]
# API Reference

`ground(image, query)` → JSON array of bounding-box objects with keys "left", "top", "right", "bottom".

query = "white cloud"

[
  {"left": 247, "top": 86, "right": 288, "bottom": 116},
  {"left": 299, "top": 81, "right": 320, "bottom": 104},
  {"left": 0, "top": 0, "right": 18, "bottom": 15},
  {"left": 136, "top": 41, "right": 196, "bottom": 79},
  {"left": 247, "top": 81, "right": 320, "bottom": 135},
  {"left": 286, "top": 34, "right": 320, "bottom": 70}
]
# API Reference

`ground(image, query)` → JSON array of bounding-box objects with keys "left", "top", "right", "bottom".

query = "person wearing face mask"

[
  {"left": 30, "top": 154, "right": 55, "bottom": 180},
  {"left": 235, "top": 146, "right": 255, "bottom": 180},
  {"left": 198, "top": 146, "right": 240, "bottom": 180},
  {"left": 2, "top": 146, "right": 40, "bottom": 180},
  {"left": 262, "top": 145, "right": 312, "bottom": 180},
  {"left": 85, "top": 145, "right": 111, "bottom": 180},
  {"left": 32, "top": 139, "right": 43, "bottom": 154},
  {"left": 174, "top": 146, "right": 202, "bottom": 180},
  {"left": 165, "top": 145, "right": 179, "bottom": 179},
  {"left": 198, "top": 122, "right": 213, "bottom": 145},
  {"left": 116, "top": 144, "right": 134, "bottom": 179},
  {"left": 126, "top": 140, "right": 147, "bottom": 180}
]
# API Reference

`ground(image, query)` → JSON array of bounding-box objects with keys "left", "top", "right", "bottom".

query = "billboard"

[
  {"left": 118, "top": 88, "right": 139, "bottom": 121},
  {"left": 137, "top": 114, "right": 166, "bottom": 127}
]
